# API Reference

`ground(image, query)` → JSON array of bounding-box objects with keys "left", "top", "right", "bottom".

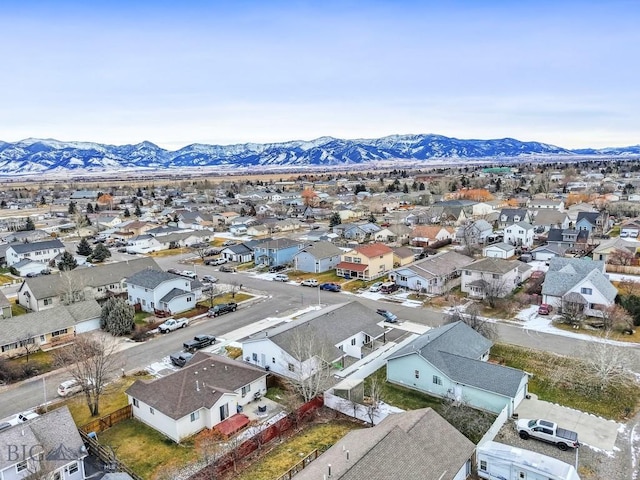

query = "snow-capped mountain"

[{"left": 0, "top": 134, "right": 633, "bottom": 175}]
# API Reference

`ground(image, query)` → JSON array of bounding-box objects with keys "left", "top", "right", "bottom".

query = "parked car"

[
  {"left": 369, "top": 282, "right": 383, "bottom": 292},
  {"left": 516, "top": 418, "right": 580, "bottom": 450},
  {"left": 206, "top": 257, "right": 227, "bottom": 266},
  {"left": 167, "top": 268, "right": 181, "bottom": 275},
  {"left": 183, "top": 334, "right": 216, "bottom": 352},
  {"left": 40, "top": 269, "right": 51, "bottom": 275},
  {"left": 158, "top": 318, "right": 189, "bottom": 333},
  {"left": 380, "top": 282, "right": 399, "bottom": 294},
  {"left": 273, "top": 273, "right": 289, "bottom": 282},
  {"left": 376, "top": 309, "right": 399, "bottom": 323},
  {"left": 202, "top": 275, "right": 218, "bottom": 283},
  {"left": 57, "top": 378, "right": 93, "bottom": 397},
  {"left": 219, "top": 265, "right": 236, "bottom": 273},
  {"left": 181, "top": 270, "right": 197, "bottom": 279},
  {"left": 538, "top": 304, "right": 553, "bottom": 315},
  {"left": 300, "top": 278, "right": 319, "bottom": 287},
  {"left": 26, "top": 272, "right": 40, "bottom": 278},
  {"left": 207, "top": 302, "right": 238, "bottom": 317},
  {"left": 222, "top": 240, "right": 237, "bottom": 246},
  {"left": 319, "top": 282, "right": 341, "bottom": 292},
  {"left": 269, "top": 265, "right": 287, "bottom": 273},
  {"left": 170, "top": 351, "right": 194, "bottom": 368}
]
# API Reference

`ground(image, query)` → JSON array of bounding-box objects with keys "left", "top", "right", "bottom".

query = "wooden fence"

[
  {"left": 79, "top": 430, "right": 143, "bottom": 480},
  {"left": 79, "top": 404, "right": 133, "bottom": 434},
  {"left": 606, "top": 264, "right": 640, "bottom": 275},
  {"left": 188, "top": 396, "right": 324, "bottom": 480}
]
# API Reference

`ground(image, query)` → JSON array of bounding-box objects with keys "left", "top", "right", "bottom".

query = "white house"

[
  {"left": 127, "top": 234, "right": 163, "bottom": 253},
  {"left": 461, "top": 257, "right": 521, "bottom": 299},
  {"left": 242, "top": 302, "right": 386, "bottom": 380},
  {"left": 482, "top": 242, "right": 516, "bottom": 259},
  {"left": 504, "top": 221, "right": 534, "bottom": 248},
  {"left": 126, "top": 353, "right": 268, "bottom": 443},
  {"left": 5, "top": 239, "right": 65, "bottom": 267},
  {"left": 542, "top": 257, "right": 617, "bottom": 318},
  {"left": 126, "top": 269, "right": 198, "bottom": 314}
]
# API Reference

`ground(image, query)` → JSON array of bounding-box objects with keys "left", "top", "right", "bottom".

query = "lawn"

[
  {"left": 289, "top": 270, "right": 343, "bottom": 284},
  {"left": 98, "top": 418, "right": 198, "bottom": 479},
  {"left": 491, "top": 343, "right": 640, "bottom": 420},
  {"left": 61, "top": 373, "right": 151, "bottom": 427},
  {"left": 234, "top": 422, "right": 361, "bottom": 480},
  {"left": 11, "top": 302, "right": 28, "bottom": 316},
  {"left": 134, "top": 311, "right": 153, "bottom": 325},
  {"left": 0, "top": 274, "right": 15, "bottom": 284}
]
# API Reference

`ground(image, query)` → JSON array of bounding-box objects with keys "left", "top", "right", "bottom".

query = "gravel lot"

[{"left": 494, "top": 417, "right": 635, "bottom": 480}]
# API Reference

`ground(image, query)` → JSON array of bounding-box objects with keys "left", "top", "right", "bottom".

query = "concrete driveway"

[{"left": 515, "top": 393, "right": 620, "bottom": 451}]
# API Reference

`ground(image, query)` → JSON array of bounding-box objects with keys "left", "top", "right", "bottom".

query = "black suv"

[{"left": 269, "top": 265, "right": 287, "bottom": 273}]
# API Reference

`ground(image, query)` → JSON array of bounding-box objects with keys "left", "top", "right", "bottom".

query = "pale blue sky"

[{"left": 1, "top": 1, "right": 639, "bottom": 149}]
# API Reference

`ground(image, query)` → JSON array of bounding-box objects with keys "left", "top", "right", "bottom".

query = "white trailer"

[{"left": 477, "top": 441, "right": 580, "bottom": 480}]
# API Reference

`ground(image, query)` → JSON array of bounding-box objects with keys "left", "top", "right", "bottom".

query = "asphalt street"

[{"left": 1, "top": 252, "right": 639, "bottom": 420}]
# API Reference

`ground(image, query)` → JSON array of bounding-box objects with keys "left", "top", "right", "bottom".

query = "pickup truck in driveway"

[
  {"left": 516, "top": 418, "right": 580, "bottom": 450},
  {"left": 183, "top": 334, "right": 216, "bottom": 352},
  {"left": 207, "top": 302, "right": 237, "bottom": 317},
  {"left": 158, "top": 318, "right": 189, "bottom": 333}
]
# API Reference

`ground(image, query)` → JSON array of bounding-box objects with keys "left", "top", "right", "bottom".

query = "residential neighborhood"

[{"left": 0, "top": 162, "right": 639, "bottom": 479}]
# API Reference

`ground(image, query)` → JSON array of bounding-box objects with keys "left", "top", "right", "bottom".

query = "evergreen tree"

[
  {"left": 86, "top": 203, "right": 94, "bottom": 214},
  {"left": 419, "top": 182, "right": 426, "bottom": 191},
  {"left": 94, "top": 203, "right": 100, "bottom": 212},
  {"left": 23, "top": 217, "right": 35, "bottom": 231},
  {"left": 134, "top": 205, "right": 142, "bottom": 217},
  {"left": 0, "top": 200, "right": 6, "bottom": 208},
  {"left": 100, "top": 297, "right": 135, "bottom": 336},
  {"left": 68, "top": 201, "right": 77, "bottom": 214},
  {"left": 57, "top": 251, "right": 78, "bottom": 271},
  {"left": 403, "top": 183, "right": 409, "bottom": 194},
  {"left": 329, "top": 212, "right": 342, "bottom": 227},
  {"left": 77, "top": 238, "right": 93, "bottom": 256},
  {"left": 173, "top": 213, "right": 179, "bottom": 223},
  {"left": 368, "top": 213, "right": 377, "bottom": 223},
  {"left": 40, "top": 195, "right": 46, "bottom": 205},
  {"left": 123, "top": 208, "right": 131, "bottom": 218},
  {"left": 90, "top": 243, "right": 111, "bottom": 263}
]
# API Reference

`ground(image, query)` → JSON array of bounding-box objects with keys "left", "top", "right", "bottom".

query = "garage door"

[{"left": 75, "top": 318, "right": 100, "bottom": 333}]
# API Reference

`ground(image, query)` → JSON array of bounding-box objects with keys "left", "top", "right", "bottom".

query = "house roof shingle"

[
  {"left": 8, "top": 239, "right": 65, "bottom": 254},
  {"left": 466, "top": 257, "right": 519, "bottom": 275},
  {"left": 353, "top": 243, "right": 393, "bottom": 258}
]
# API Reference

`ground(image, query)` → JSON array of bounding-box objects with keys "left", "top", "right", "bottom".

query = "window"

[
  {"left": 187, "top": 296, "right": 192, "bottom": 302},
  {"left": 51, "top": 329, "right": 68, "bottom": 337},
  {"left": 190, "top": 411, "right": 200, "bottom": 422},
  {"left": 242, "top": 384, "right": 251, "bottom": 396},
  {"left": 480, "top": 460, "right": 487, "bottom": 471},
  {"left": 464, "top": 270, "right": 470, "bottom": 276},
  {"left": 67, "top": 462, "right": 78, "bottom": 474},
  {"left": 432, "top": 375, "right": 442, "bottom": 385},
  {"left": 44, "top": 298, "right": 52, "bottom": 306},
  {"left": 492, "top": 274, "right": 500, "bottom": 279},
  {"left": 288, "top": 363, "right": 295, "bottom": 372},
  {"left": 133, "top": 398, "right": 139, "bottom": 408},
  {"left": 16, "top": 461, "right": 28, "bottom": 472},
  {"left": 252, "top": 353, "right": 258, "bottom": 361},
  {"left": 351, "top": 338, "right": 356, "bottom": 346},
  {"left": 414, "top": 370, "right": 420, "bottom": 379},
  {"left": 581, "top": 287, "right": 592, "bottom": 295},
  {"left": 150, "top": 407, "right": 154, "bottom": 415}
]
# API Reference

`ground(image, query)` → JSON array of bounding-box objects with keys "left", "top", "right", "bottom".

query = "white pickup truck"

[
  {"left": 516, "top": 418, "right": 580, "bottom": 450},
  {"left": 158, "top": 318, "right": 189, "bottom": 333}
]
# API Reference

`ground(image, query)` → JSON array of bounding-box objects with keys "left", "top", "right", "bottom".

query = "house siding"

[
  {"left": 294, "top": 251, "right": 342, "bottom": 273},
  {"left": 242, "top": 338, "right": 325, "bottom": 381}
]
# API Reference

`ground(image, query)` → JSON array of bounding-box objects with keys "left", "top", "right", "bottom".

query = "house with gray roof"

[
  {"left": 295, "top": 408, "right": 475, "bottom": 480},
  {"left": 460, "top": 257, "right": 522, "bottom": 299},
  {"left": 0, "top": 406, "right": 87, "bottom": 480},
  {"left": 5, "top": 239, "right": 65, "bottom": 267},
  {"left": 387, "top": 322, "right": 528, "bottom": 415},
  {"left": 221, "top": 243, "right": 254, "bottom": 263},
  {"left": 389, "top": 250, "right": 474, "bottom": 295},
  {"left": 542, "top": 257, "right": 617, "bottom": 318},
  {"left": 0, "top": 300, "right": 101, "bottom": 358},
  {"left": 504, "top": 220, "right": 534, "bottom": 248},
  {"left": 242, "top": 301, "right": 386, "bottom": 380},
  {"left": 126, "top": 269, "right": 199, "bottom": 315},
  {"left": 497, "top": 208, "right": 531, "bottom": 228},
  {"left": 482, "top": 242, "right": 516, "bottom": 259},
  {"left": 293, "top": 241, "right": 344, "bottom": 273},
  {"left": 530, "top": 208, "right": 570, "bottom": 232},
  {"left": 18, "top": 257, "right": 160, "bottom": 312},
  {"left": 126, "top": 352, "right": 267, "bottom": 443}
]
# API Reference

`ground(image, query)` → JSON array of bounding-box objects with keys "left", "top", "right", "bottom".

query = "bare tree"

[
  {"left": 438, "top": 396, "right": 492, "bottom": 443},
  {"left": 559, "top": 300, "right": 585, "bottom": 328},
  {"left": 446, "top": 303, "right": 497, "bottom": 340},
  {"left": 479, "top": 274, "right": 509, "bottom": 309},
  {"left": 191, "top": 244, "right": 211, "bottom": 263},
  {"left": 608, "top": 248, "right": 635, "bottom": 266},
  {"left": 204, "top": 284, "right": 219, "bottom": 308},
  {"left": 599, "top": 304, "right": 634, "bottom": 332},
  {"left": 228, "top": 280, "right": 241, "bottom": 299},
  {"left": 195, "top": 428, "right": 225, "bottom": 466},
  {"left": 578, "top": 334, "right": 634, "bottom": 392},
  {"left": 460, "top": 223, "right": 480, "bottom": 256},
  {"left": 53, "top": 334, "right": 123, "bottom": 417},
  {"left": 284, "top": 325, "right": 334, "bottom": 402},
  {"left": 364, "top": 375, "right": 384, "bottom": 426},
  {"left": 15, "top": 332, "right": 38, "bottom": 363},
  {"left": 59, "top": 271, "right": 86, "bottom": 305}
]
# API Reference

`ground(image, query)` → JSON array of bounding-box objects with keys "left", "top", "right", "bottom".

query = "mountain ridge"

[{"left": 0, "top": 134, "right": 638, "bottom": 175}]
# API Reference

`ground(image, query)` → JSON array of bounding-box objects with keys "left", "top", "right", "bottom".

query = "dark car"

[
  {"left": 219, "top": 265, "right": 236, "bottom": 273},
  {"left": 319, "top": 282, "right": 341, "bottom": 292},
  {"left": 170, "top": 351, "right": 194, "bottom": 368},
  {"left": 207, "top": 302, "right": 238, "bottom": 317},
  {"left": 26, "top": 272, "right": 40, "bottom": 278},
  {"left": 269, "top": 265, "right": 287, "bottom": 273},
  {"left": 376, "top": 309, "right": 399, "bottom": 323},
  {"left": 183, "top": 334, "right": 216, "bottom": 352},
  {"left": 167, "top": 268, "right": 181, "bottom": 275}
]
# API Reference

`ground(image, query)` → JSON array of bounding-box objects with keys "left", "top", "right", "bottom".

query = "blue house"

[
  {"left": 293, "top": 241, "right": 344, "bottom": 273},
  {"left": 253, "top": 238, "right": 305, "bottom": 267},
  {"left": 386, "top": 322, "right": 528, "bottom": 415},
  {"left": 575, "top": 211, "right": 605, "bottom": 234}
]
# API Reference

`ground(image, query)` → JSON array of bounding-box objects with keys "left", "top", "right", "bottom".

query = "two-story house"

[
  {"left": 253, "top": 238, "right": 305, "bottom": 267},
  {"left": 460, "top": 257, "right": 521, "bottom": 299},
  {"left": 242, "top": 301, "right": 385, "bottom": 380},
  {"left": 126, "top": 269, "right": 199, "bottom": 315},
  {"left": 497, "top": 208, "right": 531, "bottom": 228},
  {"left": 504, "top": 221, "right": 534, "bottom": 248},
  {"left": 5, "top": 239, "right": 65, "bottom": 267},
  {"left": 336, "top": 243, "right": 394, "bottom": 281},
  {"left": 576, "top": 211, "right": 608, "bottom": 235},
  {"left": 546, "top": 228, "right": 589, "bottom": 250},
  {"left": 293, "top": 241, "right": 344, "bottom": 273}
]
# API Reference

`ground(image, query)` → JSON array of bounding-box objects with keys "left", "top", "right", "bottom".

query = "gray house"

[
  {"left": 387, "top": 322, "right": 528, "bottom": 415},
  {"left": 5, "top": 239, "right": 65, "bottom": 267},
  {"left": 221, "top": 243, "right": 254, "bottom": 263},
  {"left": 293, "top": 241, "right": 344, "bottom": 273}
]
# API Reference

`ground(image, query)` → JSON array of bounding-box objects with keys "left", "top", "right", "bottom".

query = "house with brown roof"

[
  {"left": 410, "top": 225, "right": 455, "bottom": 246},
  {"left": 294, "top": 408, "right": 475, "bottom": 480},
  {"left": 126, "top": 353, "right": 268, "bottom": 443},
  {"left": 336, "top": 243, "right": 394, "bottom": 281}
]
